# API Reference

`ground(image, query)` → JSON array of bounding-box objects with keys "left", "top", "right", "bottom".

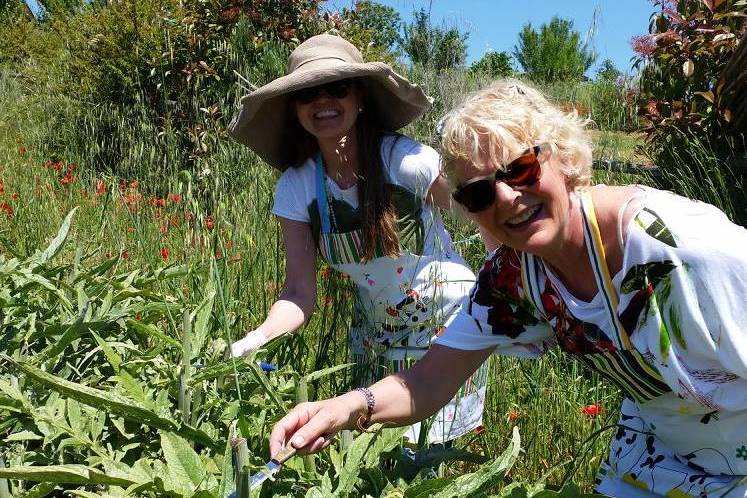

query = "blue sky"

[{"left": 328, "top": 0, "right": 657, "bottom": 75}]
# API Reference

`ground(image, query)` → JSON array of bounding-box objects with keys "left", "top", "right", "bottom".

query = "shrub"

[
  {"left": 633, "top": 0, "right": 746, "bottom": 222},
  {"left": 513, "top": 16, "right": 596, "bottom": 83}
]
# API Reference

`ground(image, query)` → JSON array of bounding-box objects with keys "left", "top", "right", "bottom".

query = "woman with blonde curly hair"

[{"left": 270, "top": 79, "right": 747, "bottom": 497}]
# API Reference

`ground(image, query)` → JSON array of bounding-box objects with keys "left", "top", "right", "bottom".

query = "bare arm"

[
  {"left": 269, "top": 345, "right": 494, "bottom": 455},
  {"left": 255, "top": 217, "right": 318, "bottom": 341}
]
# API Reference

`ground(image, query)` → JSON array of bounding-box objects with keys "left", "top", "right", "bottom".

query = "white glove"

[{"left": 230, "top": 329, "right": 268, "bottom": 358}]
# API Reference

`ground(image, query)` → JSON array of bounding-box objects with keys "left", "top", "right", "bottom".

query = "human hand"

[
  {"left": 269, "top": 392, "right": 366, "bottom": 457},
  {"left": 230, "top": 329, "right": 267, "bottom": 358}
]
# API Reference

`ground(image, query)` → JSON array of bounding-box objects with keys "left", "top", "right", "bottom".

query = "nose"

[{"left": 493, "top": 180, "right": 521, "bottom": 208}]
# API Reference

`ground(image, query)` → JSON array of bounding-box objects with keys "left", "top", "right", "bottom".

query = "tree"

[
  {"left": 513, "top": 16, "right": 595, "bottom": 83},
  {"left": 596, "top": 58, "right": 622, "bottom": 82},
  {"left": 401, "top": 8, "right": 468, "bottom": 70},
  {"left": 470, "top": 50, "right": 513, "bottom": 78},
  {"left": 341, "top": 1, "right": 401, "bottom": 51}
]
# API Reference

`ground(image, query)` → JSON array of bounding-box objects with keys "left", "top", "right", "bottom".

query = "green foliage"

[
  {"left": 634, "top": 0, "right": 746, "bottom": 223},
  {"left": 470, "top": 51, "right": 514, "bottom": 78},
  {"left": 401, "top": 8, "right": 468, "bottom": 70},
  {"left": 513, "top": 16, "right": 596, "bottom": 83},
  {"left": 595, "top": 59, "right": 621, "bottom": 82},
  {"left": 341, "top": 1, "right": 401, "bottom": 51}
]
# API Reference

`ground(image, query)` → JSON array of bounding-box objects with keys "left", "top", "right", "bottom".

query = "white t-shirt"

[{"left": 271, "top": 134, "right": 457, "bottom": 257}]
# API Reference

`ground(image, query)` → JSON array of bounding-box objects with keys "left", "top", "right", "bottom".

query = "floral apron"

[
  {"left": 314, "top": 156, "right": 487, "bottom": 444},
  {"left": 520, "top": 191, "right": 747, "bottom": 497}
]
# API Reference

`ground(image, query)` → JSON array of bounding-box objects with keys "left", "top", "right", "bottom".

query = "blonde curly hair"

[{"left": 439, "top": 79, "right": 593, "bottom": 190}]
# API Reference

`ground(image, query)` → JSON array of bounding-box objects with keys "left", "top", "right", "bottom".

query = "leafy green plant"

[
  {"left": 633, "top": 0, "right": 746, "bottom": 223},
  {"left": 513, "top": 17, "right": 596, "bottom": 83},
  {"left": 470, "top": 51, "right": 514, "bottom": 78},
  {"left": 401, "top": 8, "right": 469, "bottom": 71}
]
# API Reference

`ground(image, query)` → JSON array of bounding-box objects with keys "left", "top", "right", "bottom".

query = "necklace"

[{"left": 316, "top": 154, "right": 340, "bottom": 232}]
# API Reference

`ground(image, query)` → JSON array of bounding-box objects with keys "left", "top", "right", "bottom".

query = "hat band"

[{"left": 292, "top": 55, "right": 351, "bottom": 72}]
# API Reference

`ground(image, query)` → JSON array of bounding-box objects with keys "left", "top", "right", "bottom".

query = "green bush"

[
  {"left": 634, "top": 0, "right": 746, "bottom": 223},
  {"left": 513, "top": 16, "right": 595, "bottom": 83}
]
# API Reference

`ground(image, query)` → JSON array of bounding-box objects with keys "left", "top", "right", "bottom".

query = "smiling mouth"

[
  {"left": 313, "top": 110, "right": 341, "bottom": 119},
  {"left": 505, "top": 204, "right": 542, "bottom": 227}
]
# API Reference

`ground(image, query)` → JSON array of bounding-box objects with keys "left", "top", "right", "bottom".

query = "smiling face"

[
  {"left": 452, "top": 147, "right": 576, "bottom": 259},
  {"left": 293, "top": 80, "right": 362, "bottom": 144}
]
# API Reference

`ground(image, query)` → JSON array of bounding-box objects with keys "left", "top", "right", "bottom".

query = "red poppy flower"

[
  {"left": 205, "top": 215, "right": 214, "bottom": 231},
  {"left": 11, "top": 192, "right": 18, "bottom": 200},
  {"left": 46, "top": 160, "right": 63, "bottom": 171},
  {"left": 0, "top": 202, "right": 13, "bottom": 216},
  {"left": 160, "top": 246, "right": 169, "bottom": 261},
  {"left": 580, "top": 404, "right": 603, "bottom": 418},
  {"left": 507, "top": 408, "right": 521, "bottom": 422},
  {"left": 319, "top": 266, "right": 332, "bottom": 278},
  {"left": 168, "top": 193, "right": 182, "bottom": 203},
  {"left": 60, "top": 173, "right": 74, "bottom": 185},
  {"left": 96, "top": 179, "right": 106, "bottom": 195},
  {"left": 0, "top": 180, "right": 4, "bottom": 194},
  {"left": 159, "top": 223, "right": 167, "bottom": 236}
]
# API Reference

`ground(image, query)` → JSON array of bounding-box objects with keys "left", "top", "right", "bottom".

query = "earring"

[{"left": 358, "top": 107, "right": 364, "bottom": 112}]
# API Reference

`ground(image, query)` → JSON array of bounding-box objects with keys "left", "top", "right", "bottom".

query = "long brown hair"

[
  {"left": 282, "top": 80, "right": 400, "bottom": 261},
  {"left": 356, "top": 89, "right": 399, "bottom": 261}
]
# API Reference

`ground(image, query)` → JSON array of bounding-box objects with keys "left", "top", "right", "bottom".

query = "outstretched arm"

[
  {"left": 269, "top": 345, "right": 494, "bottom": 455},
  {"left": 231, "top": 217, "right": 318, "bottom": 356}
]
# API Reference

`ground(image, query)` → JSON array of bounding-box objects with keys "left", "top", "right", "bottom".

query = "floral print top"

[{"left": 437, "top": 187, "right": 747, "bottom": 497}]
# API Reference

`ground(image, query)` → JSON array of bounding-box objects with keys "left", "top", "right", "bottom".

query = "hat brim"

[{"left": 228, "top": 61, "right": 432, "bottom": 170}]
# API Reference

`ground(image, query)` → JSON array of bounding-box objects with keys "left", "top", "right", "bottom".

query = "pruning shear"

[{"left": 229, "top": 445, "right": 297, "bottom": 497}]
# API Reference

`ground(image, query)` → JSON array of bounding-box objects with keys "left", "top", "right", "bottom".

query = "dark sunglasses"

[
  {"left": 452, "top": 145, "right": 543, "bottom": 213},
  {"left": 292, "top": 80, "right": 353, "bottom": 104}
]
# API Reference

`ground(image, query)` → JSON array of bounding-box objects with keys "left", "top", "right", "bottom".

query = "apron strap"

[
  {"left": 520, "top": 251, "right": 548, "bottom": 322},
  {"left": 578, "top": 190, "right": 631, "bottom": 350},
  {"left": 315, "top": 154, "right": 332, "bottom": 234}
]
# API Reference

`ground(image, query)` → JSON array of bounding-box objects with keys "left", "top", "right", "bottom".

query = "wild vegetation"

[{"left": 0, "top": 0, "right": 744, "bottom": 496}]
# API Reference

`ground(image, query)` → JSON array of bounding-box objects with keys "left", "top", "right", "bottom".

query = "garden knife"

[
  {"left": 249, "top": 445, "right": 296, "bottom": 489},
  {"left": 229, "top": 445, "right": 297, "bottom": 497}
]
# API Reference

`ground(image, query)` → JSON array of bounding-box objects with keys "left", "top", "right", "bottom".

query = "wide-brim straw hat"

[{"left": 228, "top": 33, "right": 432, "bottom": 170}]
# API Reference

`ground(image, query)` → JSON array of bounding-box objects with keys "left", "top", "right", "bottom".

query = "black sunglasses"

[
  {"left": 292, "top": 80, "right": 353, "bottom": 104},
  {"left": 452, "top": 145, "right": 543, "bottom": 213}
]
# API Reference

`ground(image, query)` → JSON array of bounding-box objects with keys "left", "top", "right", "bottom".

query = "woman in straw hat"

[
  {"left": 269, "top": 79, "right": 747, "bottom": 497},
  {"left": 229, "top": 33, "right": 489, "bottom": 445}
]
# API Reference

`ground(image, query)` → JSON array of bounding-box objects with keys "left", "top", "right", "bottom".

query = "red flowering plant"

[
  {"left": 580, "top": 403, "right": 604, "bottom": 418},
  {"left": 633, "top": 0, "right": 746, "bottom": 183},
  {"left": 0, "top": 201, "right": 13, "bottom": 216}
]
